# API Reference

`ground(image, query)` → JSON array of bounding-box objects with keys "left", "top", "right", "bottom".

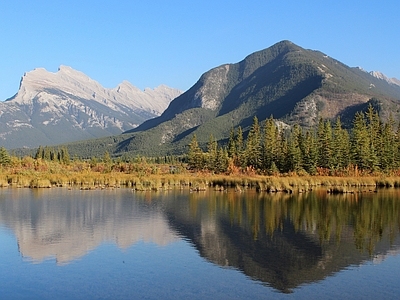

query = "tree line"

[{"left": 187, "top": 105, "right": 400, "bottom": 175}]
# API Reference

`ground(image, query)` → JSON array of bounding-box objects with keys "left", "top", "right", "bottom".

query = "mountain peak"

[
  {"left": 122, "top": 40, "right": 400, "bottom": 157},
  {"left": 1, "top": 66, "right": 182, "bottom": 148},
  {"left": 57, "top": 65, "right": 73, "bottom": 72},
  {"left": 370, "top": 71, "right": 400, "bottom": 86}
]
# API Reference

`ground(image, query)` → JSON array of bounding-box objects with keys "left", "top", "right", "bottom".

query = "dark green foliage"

[
  {"left": 288, "top": 124, "right": 303, "bottom": 172},
  {"left": 187, "top": 134, "right": 205, "bottom": 170},
  {"left": 244, "top": 117, "right": 262, "bottom": 169},
  {"left": 380, "top": 114, "right": 397, "bottom": 171},
  {"left": 0, "top": 147, "right": 11, "bottom": 166},
  {"left": 317, "top": 119, "right": 333, "bottom": 169},
  {"left": 332, "top": 117, "right": 350, "bottom": 169},
  {"left": 215, "top": 147, "right": 229, "bottom": 173},
  {"left": 227, "top": 128, "right": 236, "bottom": 158},
  {"left": 206, "top": 134, "right": 218, "bottom": 171},
  {"left": 262, "top": 116, "right": 279, "bottom": 171},
  {"left": 301, "top": 130, "right": 318, "bottom": 174},
  {"left": 351, "top": 112, "right": 371, "bottom": 170},
  {"left": 185, "top": 106, "right": 400, "bottom": 174},
  {"left": 235, "top": 126, "right": 245, "bottom": 168}
]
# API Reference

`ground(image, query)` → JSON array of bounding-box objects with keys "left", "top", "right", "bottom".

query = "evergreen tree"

[
  {"left": 215, "top": 147, "right": 229, "bottom": 173},
  {"left": 61, "top": 147, "right": 71, "bottom": 165},
  {"left": 187, "top": 134, "right": 204, "bottom": 170},
  {"left": 351, "top": 112, "right": 370, "bottom": 170},
  {"left": 0, "top": 147, "right": 11, "bottom": 166},
  {"left": 206, "top": 134, "right": 218, "bottom": 171},
  {"left": 103, "top": 151, "right": 112, "bottom": 165},
  {"left": 235, "top": 126, "right": 245, "bottom": 168},
  {"left": 43, "top": 146, "right": 51, "bottom": 161},
  {"left": 317, "top": 119, "right": 333, "bottom": 169},
  {"left": 245, "top": 116, "right": 261, "bottom": 169},
  {"left": 365, "top": 104, "right": 380, "bottom": 171},
  {"left": 380, "top": 114, "right": 397, "bottom": 171},
  {"left": 227, "top": 128, "right": 236, "bottom": 158},
  {"left": 35, "top": 146, "right": 44, "bottom": 160},
  {"left": 301, "top": 130, "right": 318, "bottom": 174},
  {"left": 332, "top": 117, "right": 350, "bottom": 170},
  {"left": 277, "top": 129, "right": 289, "bottom": 172},
  {"left": 288, "top": 124, "right": 303, "bottom": 172},
  {"left": 262, "top": 116, "right": 279, "bottom": 171}
]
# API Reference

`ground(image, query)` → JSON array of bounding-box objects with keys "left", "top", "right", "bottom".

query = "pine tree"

[
  {"left": 35, "top": 146, "right": 44, "bottom": 160},
  {"left": 317, "top": 119, "right": 333, "bottom": 169},
  {"left": 351, "top": 112, "right": 370, "bottom": 170},
  {"left": 215, "top": 147, "right": 229, "bottom": 173},
  {"left": 380, "top": 113, "right": 397, "bottom": 171},
  {"left": 301, "top": 130, "right": 318, "bottom": 174},
  {"left": 245, "top": 116, "right": 261, "bottom": 169},
  {"left": 262, "top": 116, "right": 279, "bottom": 171},
  {"left": 61, "top": 147, "right": 70, "bottom": 165},
  {"left": 288, "top": 124, "right": 303, "bottom": 172},
  {"left": 332, "top": 117, "right": 350, "bottom": 170},
  {"left": 227, "top": 128, "right": 236, "bottom": 158},
  {"left": 187, "top": 134, "right": 204, "bottom": 170},
  {"left": 277, "top": 129, "right": 289, "bottom": 172},
  {"left": 43, "top": 146, "right": 51, "bottom": 161},
  {"left": 103, "top": 151, "right": 112, "bottom": 165},
  {"left": 0, "top": 147, "right": 11, "bottom": 166},
  {"left": 235, "top": 126, "right": 245, "bottom": 168},
  {"left": 365, "top": 104, "right": 380, "bottom": 171},
  {"left": 206, "top": 134, "right": 218, "bottom": 171}
]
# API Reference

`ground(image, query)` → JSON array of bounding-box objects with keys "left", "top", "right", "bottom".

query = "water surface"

[{"left": 0, "top": 187, "right": 400, "bottom": 299}]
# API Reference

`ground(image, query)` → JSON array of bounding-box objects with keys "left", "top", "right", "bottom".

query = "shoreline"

[{"left": 1, "top": 172, "right": 399, "bottom": 193}]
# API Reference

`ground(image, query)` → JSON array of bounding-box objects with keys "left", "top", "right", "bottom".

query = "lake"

[{"left": 0, "top": 187, "right": 400, "bottom": 299}]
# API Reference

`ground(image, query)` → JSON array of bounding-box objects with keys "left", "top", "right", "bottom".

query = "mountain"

[
  {"left": 0, "top": 66, "right": 182, "bottom": 149},
  {"left": 25, "top": 41, "right": 400, "bottom": 158},
  {"left": 369, "top": 70, "right": 400, "bottom": 86}
]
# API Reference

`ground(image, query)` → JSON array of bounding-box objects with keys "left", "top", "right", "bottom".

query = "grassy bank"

[
  {"left": 1, "top": 157, "right": 399, "bottom": 192},
  {"left": 1, "top": 169, "right": 399, "bottom": 193}
]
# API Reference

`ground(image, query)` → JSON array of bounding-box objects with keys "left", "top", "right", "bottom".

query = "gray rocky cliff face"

[
  {"left": 0, "top": 66, "right": 182, "bottom": 148},
  {"left": 191, "top": 65, "right": 230, "bottom": 110},
  {"left": 369, "top": 71, "right": 400, "bottom": 86}
]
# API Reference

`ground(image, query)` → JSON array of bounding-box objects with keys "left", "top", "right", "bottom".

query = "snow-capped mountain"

[{"left": 0, "top": 66, "right": 182, "bottom": 148}]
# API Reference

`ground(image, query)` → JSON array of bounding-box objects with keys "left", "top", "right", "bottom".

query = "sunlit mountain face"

[{"left": 0, "top": 66, "right": 181, "bottom": 149}]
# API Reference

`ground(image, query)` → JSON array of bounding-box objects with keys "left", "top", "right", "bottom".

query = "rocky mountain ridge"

[
  {"left": 10, "top": 41, "right": 400, "bottom": 157},
  {"left": 114, "top": 40, "right": 400, "bottom": 157},
  {"left": 369, "top": 70, "right": 400, "bottom": 86},
  {"left": 0, "top": 66, "right": 182, "bottom": 148}
]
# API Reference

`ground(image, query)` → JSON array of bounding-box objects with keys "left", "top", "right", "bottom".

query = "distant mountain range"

[
  {"left": 7, "top": 40, "right": 400, "bottom": 158},
  {"left": 0, "top": 66, "right": 182, "bottom": 148}
]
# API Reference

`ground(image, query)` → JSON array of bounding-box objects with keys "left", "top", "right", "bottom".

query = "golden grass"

[{"left": 1, "top": 160, "right": 400, "bottom": 192}]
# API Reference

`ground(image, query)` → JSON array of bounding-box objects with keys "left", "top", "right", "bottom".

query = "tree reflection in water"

[{"left": 164, "top": 188, "right": 400, "bottom": 293}]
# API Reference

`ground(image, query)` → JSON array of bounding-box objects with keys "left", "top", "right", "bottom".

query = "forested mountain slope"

[{"left": 32, "top": 41, "right": 400, "bottom": 158}]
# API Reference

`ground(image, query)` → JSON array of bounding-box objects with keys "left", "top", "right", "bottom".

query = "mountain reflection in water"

[
  {"left": 0, "top": 189, "right": 179, "bottom": 264},
  {"left": 0, "top": 188, "right": 400, "bottom": 293},
  {"left": 162, "top": 189, "right": 400, "bottom": 293}
]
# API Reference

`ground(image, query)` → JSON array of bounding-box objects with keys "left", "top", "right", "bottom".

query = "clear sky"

[{"left": 0, "top": 0, "right": 399, "bottom": 100}]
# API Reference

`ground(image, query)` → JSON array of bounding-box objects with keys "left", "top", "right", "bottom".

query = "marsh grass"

[
  {"left": 1, "top": 160, "right": 400, "bottom": 193},
  {"left": 0, "top": 176, "right": 9, "bottom": 187}
]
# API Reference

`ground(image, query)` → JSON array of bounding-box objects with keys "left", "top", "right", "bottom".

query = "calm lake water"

[{"left": 1, "top": 187, "right": 400, "bottom": 299}]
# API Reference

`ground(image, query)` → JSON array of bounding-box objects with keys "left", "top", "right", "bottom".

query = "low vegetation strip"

[{"left": 0, "top": 160, "right": 398, "bottom": 193}]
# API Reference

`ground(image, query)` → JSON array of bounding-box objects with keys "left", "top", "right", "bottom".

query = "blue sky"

[{"left": 0, "top": 1, "right": 399, "bottom": 100}]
